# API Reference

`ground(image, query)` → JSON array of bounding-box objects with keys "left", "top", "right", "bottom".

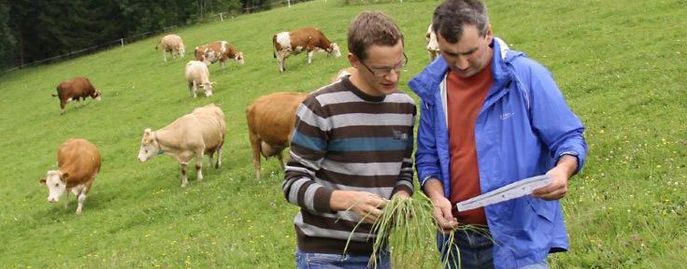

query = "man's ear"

[
  {"left": 39, "top": 178, "right": 46, "bottom": 185},
  {"left": 347, "top": 52, "right": 360, "bottom": 67}
]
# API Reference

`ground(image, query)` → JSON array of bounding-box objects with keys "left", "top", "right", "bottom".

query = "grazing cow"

[
  {"left": 185, "top": 60, "right": 213, "bottom": 98},
  {"left": 272, "top": 27, "right": 342, "bottom": 73},
  {"left": 40, "top": 138, "right": 101, "bottom": 215},
  {"left": 330, "top": 67, "right": 356, "bottom": 83},
  {"left": 426, "top": 24, "right": 440, "bottom": 62},
  {"left": 138, "top": 103, "right": 226, "bottom": 187},
  {"left": 52, "top": 77, "right": 102, "bottom": 114},
  {"left": 194, "top": 41, "right": 245, "bottom": 68},
  {"left": 245, "top": 92, "right": 308, "bottom": 180},
  {"left": 156, "top": 34, "right": 186, "bottom": 62}
]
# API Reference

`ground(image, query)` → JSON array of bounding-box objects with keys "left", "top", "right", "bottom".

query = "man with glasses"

[
  {"left": 409, "top": 0, "right": 587, "bottom": 268},
  {"left": 282, "top": 10, "right": 416, "bottom": 269}
]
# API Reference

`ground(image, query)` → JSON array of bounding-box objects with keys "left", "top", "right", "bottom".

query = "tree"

[{"left": 0, "top": 0, "right": 16, "bottom": 69}]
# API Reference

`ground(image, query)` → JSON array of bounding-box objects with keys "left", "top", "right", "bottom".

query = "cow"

[
  {"left": 40, "top": 138, "right": 101, "bottom": 215},
  {"left": 426, "top": 24, "right": 440, "bottom": 62},
  {"left": 156, "top": 34, "right": 186, "bottom": 62},
  {"left": 138, "top": 103, "right": 226, "bottom": 187},
  {"left": 194, "top": 41, "right": 245, "bottom": 68},
  {"left": 272, "top": 27, "right": 342, "bottom": 73},
  {"left": 330, "top": 67, "right": 356, "bottom": 83},
  {"left": 185, "top": 60, "right": 213, "bottom": 98},
  {"left": 52, "top": 77, "right": 102, "bottom": 114},
  {"left": 245, "top": 92, "right": 308, "bottom": 180}
]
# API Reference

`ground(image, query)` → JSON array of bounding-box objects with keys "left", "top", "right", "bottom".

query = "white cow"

[
  {"left": 138, "top": 104, "right": 226, "bottom": 187},
  {"left": 157, "top": 34, "right": 186, "bottom": 62},
  {"left": 184, "top": 60, "right": 213, "bottom": 98}
]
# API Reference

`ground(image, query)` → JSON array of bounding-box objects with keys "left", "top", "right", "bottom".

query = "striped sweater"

[{"left": 282, "top": 77, "right": 416, "bottom": 255}]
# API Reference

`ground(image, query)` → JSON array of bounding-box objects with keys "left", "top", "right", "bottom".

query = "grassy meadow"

[{"left": 0, "top": 0, "right": 685, "bottom": 267}]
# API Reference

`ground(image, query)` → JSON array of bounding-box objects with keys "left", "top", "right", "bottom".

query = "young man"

[
  {"left": 282, "top": 11, "right": 416, "bottom": 269},
  {"left": 408, "top": 1, "right": 587, "bottom": 268}
]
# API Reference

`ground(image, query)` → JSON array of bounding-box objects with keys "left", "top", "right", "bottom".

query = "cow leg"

[
  {"left": 249, "top": 132, "right": 262, "bottom": 180},
  {"left": 191, "top": 81, "right": 198, "bottom": 98},
  {"left": 276, "top": 150, "right": 285, "bottom": 170},
  {"left": 75, "top": 192, "right": 87, "bottom": 215},
  {"left": 215, "top": 144, "right": 223, "bottom": 168},
  {"left": 277, "top": 53, "right": 286, "bottom": 72},
  {"left": 163, "top": 52, "right": 168, "bottom": 62},
  {"left": 179, "top": 162, "right": 189, "bottom": 187},
  {"left": 195, "top": 150, "right": 204, "bottom": 181},
  {"left": 307, "top": 51, "right": 314, "bottom": 64},
  {"left": 207, "top": 151, "right": 214, "bottom": 169}
]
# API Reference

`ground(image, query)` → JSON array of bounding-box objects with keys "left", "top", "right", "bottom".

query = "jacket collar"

[{"left": 409, "top": 37, "right": 523, "bottom": 102}]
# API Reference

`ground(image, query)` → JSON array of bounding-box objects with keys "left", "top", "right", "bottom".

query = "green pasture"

[{"left": 0, "top": 0, "right": 685, "bottom": 267}]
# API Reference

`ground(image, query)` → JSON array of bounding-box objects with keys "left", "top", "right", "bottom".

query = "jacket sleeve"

[
  {"left": 281, "top": 97, "right": 334, "bottom": 213},
  {"left": 527, "top": 62, "right": 588, "bottom": 173},
  {"left": 415, "top": 99, "right": 443, "bottom": 186}
]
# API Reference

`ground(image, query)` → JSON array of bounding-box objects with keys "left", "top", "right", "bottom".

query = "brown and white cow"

[
  {"left": 194, "top": 41, "right": 245, "bottom": 68},
  {"left": 426, "top": 24, "right": 440, "bottom": 62},
  {"left": 156, "top": 34, "right": 186, "bottom": 62},
  {"left": 52, "top": 77, "right": 102, "bottom": 114},
  {"left": 246, "top": 92, "right": 308, "bottom": 180},
  {"left": 185, "top": 60, "right": 214, "bottom": 98},
  {"left": 40, "top": 138, "right": 101, "bottom": 215},
  {"left": 272, "top": 27, "right": 342, "bottom": 73},
  {"left": 138, "top": 103, "right": 226, "bottom": 187}
]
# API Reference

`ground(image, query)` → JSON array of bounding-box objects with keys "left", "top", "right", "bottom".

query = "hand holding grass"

[
  {"left": 331, "top": 190, "right": 388, "bottom": 223},
  {"left": 423, "top": 178, "right": 459, "bottom": 232}
]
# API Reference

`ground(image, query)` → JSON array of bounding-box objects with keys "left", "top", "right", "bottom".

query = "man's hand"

[
  {"left": 423, "top": 178, "right": 458, "bottom": 232},
  {"left": 430, "top": 195, "right": 459, "bottom": 232},
  {"left": 331, "top": 190, "right": 388, "bottom": 223},
  {"left": 533, "top": 155, "right": 578, "bottom": 200}
]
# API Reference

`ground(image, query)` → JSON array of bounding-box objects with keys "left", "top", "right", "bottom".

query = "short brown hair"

[{"left": 347, "top": 11, "right": 404, "bottom": 61}]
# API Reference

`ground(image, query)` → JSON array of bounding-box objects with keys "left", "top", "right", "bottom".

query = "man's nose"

[{"left": 455, "top": 57, "right": 469, "bottom": 70}]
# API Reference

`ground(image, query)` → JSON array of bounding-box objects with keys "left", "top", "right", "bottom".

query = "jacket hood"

[{"left": 409, "top": 37, "right": 524, "bottom": 101}]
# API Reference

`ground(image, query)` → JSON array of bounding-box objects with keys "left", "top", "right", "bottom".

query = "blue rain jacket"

[{"left": 408, "top": 38, "right": 587, "bottom": 268}]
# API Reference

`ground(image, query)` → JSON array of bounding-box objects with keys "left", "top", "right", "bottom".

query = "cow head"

[
  {"left": 235, "top": 52, "right": 245, "bottom": 65},
  {"left": 329, "top": 43, "right": 342, "bottom": 57},
  {"left": 138, "top": 128, "right": 161, "bottom": 161},
  {"left": 92, "top": 90, "right": 102, "bottom": 101},
  {"left": 201, "top": 81, "right": 214, "bottom": 97},
  {"left": 40, "top": 170, "right": 68, "bottom": 203}
]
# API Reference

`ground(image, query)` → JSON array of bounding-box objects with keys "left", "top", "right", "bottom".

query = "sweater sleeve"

[
  {"left": 281, "top": 96, "right": 334, "bottom": 213},
  {"left": 392, "top": 105, "right": 417, "bottom": 196}
]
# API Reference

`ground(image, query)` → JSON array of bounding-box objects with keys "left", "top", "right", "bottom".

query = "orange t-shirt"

[{"left": 446, "top": 61, "right": 492, "bottom": 225}]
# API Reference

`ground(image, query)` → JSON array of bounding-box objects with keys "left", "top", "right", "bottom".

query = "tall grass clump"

[{"left": 347, "top": 193, "right": 491, "bottom": 268}]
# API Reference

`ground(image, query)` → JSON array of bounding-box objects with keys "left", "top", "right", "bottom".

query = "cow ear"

[
  {"left": 60, "top": 172, "right": 69, "bottom": 180},
  {"left": 39, "top": 178, "right": 46, "bottom": 185},
  {"left": 144, "top": 128, "right": 152, "bottom": 136}
]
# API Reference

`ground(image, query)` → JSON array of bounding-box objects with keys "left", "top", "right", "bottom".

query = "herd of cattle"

[{"left": 41, "top": 25, "right": 440, "bottom": 214}]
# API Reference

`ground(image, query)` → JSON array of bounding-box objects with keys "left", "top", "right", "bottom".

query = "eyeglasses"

[{"left": 359, "top": 53, "right": 408, "bottom": 78}]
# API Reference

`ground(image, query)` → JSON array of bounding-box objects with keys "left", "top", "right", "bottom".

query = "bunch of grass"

[{"left": 345, "top": 192, "right": 492, "bottom": 269}]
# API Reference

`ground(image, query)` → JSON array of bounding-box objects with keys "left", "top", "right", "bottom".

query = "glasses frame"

[{"left": 359, "top": 52, "right": 408, "bottom": 78}]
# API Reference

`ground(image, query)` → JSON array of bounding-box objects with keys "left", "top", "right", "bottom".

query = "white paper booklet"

[{"left": 456, "top": 174, "right": 552, "bottom": 212}]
